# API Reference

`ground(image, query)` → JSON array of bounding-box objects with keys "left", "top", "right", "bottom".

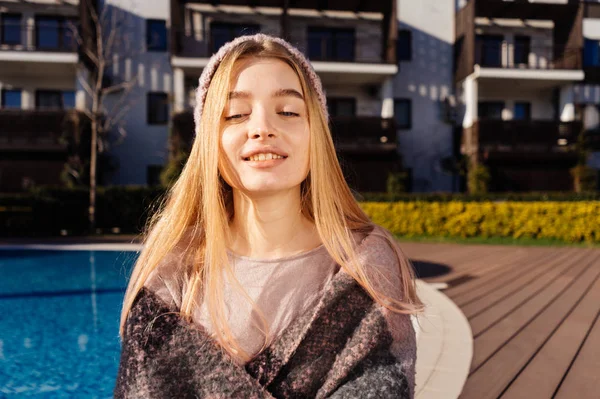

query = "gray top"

[{"left": 146, "top": 226, "right": 405, "bottom": 364}]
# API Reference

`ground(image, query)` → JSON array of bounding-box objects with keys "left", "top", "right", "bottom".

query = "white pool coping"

[
  {"left": 414, "top": 280, "right": 473, "bottom": 399},
  {"left": 0, "top": 243, "right": 142, "bottom": 251}
]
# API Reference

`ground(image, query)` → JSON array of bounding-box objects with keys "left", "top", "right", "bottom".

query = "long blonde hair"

[{"left": 120, "top": 36, "right": 423, "bottom": 362}]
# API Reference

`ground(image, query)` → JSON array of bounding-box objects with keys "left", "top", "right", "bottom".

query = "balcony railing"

[
  {"left": 475, "top": 42, "right": 582, "bottom": 70},
  {"left": 0, "top": 23, "right": 78, "bottom": 52},
  {"left": 0, "top": 109, "right": 89, "bottom": 151},
  {"left": 473, "top": 119, "right": 582, "bottom": 153},
  {"left": 330, "top": 117, "right": 397, "bottom": 152}
]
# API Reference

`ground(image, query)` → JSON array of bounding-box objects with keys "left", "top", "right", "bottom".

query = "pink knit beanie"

[{"left": 194, "top": 33, "right": 328, "bottom": 132}]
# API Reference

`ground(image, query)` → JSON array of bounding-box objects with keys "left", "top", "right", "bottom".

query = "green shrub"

[{"left": 361, "top": 201, "right": 600, "bottom": 243}]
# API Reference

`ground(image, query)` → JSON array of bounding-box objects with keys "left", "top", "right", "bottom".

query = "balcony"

[
  {"left": 466, "top": 119, "right": 582, "bottom": 160},
  {"left": 0, "top": 23, "right": 79, "bottom": 74},
  {"left": 0, "top": 109, "right": 89, "bottom": 152},
  {"left": 170, "top": 0, "right": 397, "bottom": 84},
  {"left": 455, "top": 0, "right": 583, "bottom": 83}
]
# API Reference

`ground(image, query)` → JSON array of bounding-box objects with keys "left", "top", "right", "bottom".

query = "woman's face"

[{"left": 219, "top": 57, "right": 310, "bottom": 195}]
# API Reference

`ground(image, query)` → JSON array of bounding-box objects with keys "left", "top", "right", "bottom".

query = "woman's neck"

[{"left": 226, "top": 188, "right": 321, "bottom": 259}]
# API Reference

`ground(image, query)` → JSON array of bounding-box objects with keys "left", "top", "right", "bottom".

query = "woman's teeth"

[{"left": 246, "top": 153, "right": 285, "bottom": 162}]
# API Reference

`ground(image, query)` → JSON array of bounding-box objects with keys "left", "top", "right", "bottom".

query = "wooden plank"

[
  {"left": 450, "top": 249, "right": 571, "bottom": 306},
  {"left": 469, "top": 249, "right": 592, "bottom": 337},
  {"left": 460, "top": 256, "right": 600, "bottom": 399},
  {"left": 469, "top": 253, "right": 594, "bottom": 372},
  {"left": 463, "top": 248, "right": 589, "bottom": 320},
  {"left": 499, "top": 263, "right": 600, "bottom": 398},
  {"left": 554, "top": 304, "right": 600, "bottom": 398},
  {"left": 444, "top": 247, "right": 554, "bottom": 298}
]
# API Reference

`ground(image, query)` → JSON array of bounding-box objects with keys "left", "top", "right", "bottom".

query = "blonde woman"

[{"left": 114, "top": 34, "right": 423, "bottom": 399}]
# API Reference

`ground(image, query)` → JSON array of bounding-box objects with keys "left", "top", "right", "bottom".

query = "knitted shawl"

[{"left": 113, "top": 261, "right": 416, "bottom": 398}]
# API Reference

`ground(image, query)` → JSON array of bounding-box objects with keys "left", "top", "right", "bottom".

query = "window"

[
  {"left": 307, "top": 27, "right": 355, "bottom": 61},
  {"left": 35, "top": 16, "right": 73, "bottom": 50},
  {"left": 514, "top": 102, "right": 531, "bottom": 120},
  {"left": 478, "top": 101, "right": 505, "bottom": 119},
  {"left": 394, "top": 99, "right": 412, "bottom": 129},
  {"left": 210, "top": 22, "right": 260, "bottom": 54},
  {"left": 1, "top": 89, "right": 22, "bottom": 108},
  {"left": 35, "top": 90, "right": 75, "bottom": 109},
  {"left": 63, "top": 91, "right": 76, "bottom": 109},
  {"left": 36, "top": 90, "right": 62, "bottom": 109},
  {"left": 147, "top": 92, "right": 169, "bottom": 125},
  {"left": 328, "top": 98, "right": 356, "bottom": 117},
  {"left": 1, "top": 13, "right": 21, "bottom": 45},
  {"left": 397, "top": 30, "right": 412, "bottom": 61},
  {"left": 476, "top": 34, "right": 503, "bottom": 67},
  {"left": 146, "top": 19, "right": 167, "bottom": 51},
  {"left": 584, "top": 38, "right": 600, "bottom": 67},
  {"left": 514, "top": 36, "right": 530, "bottom": 66}
]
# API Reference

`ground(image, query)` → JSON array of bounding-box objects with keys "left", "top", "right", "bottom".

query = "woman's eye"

[
  {"left": 279, "top": 111, "right": 299, "bottom": 117},
  {"left": 225, "top": 114, "right": 245, "bottom": 120}
]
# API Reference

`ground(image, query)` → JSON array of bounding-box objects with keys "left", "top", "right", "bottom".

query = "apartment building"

[
  {"left": 6, "top": 0, "right": 600, "bottom": 193},
  {"left": 455, "top": 0, "right": 600, "bottom": 191},
  {"left": 0, "top": 0, "right": 88, "bottom": 192}
]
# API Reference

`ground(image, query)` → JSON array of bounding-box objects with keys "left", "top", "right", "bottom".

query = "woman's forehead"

[{"left": 230, "top": 57, "right": 302, "bottom": 92}]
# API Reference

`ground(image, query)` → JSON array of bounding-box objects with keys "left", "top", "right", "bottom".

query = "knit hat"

[{"left": 194, "top": 33, "right": 328, "bottom": 131}]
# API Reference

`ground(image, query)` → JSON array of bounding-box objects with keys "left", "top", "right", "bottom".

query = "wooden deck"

[{"left": 401, "top": 242, "right": 600, "bottom": 399}]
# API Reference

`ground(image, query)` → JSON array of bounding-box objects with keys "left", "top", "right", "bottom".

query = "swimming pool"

[{"left": 0, "top": 249, "right": 138, "bottom": 398}]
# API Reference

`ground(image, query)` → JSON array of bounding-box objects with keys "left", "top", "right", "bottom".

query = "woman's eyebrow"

[
  {"left": 228, "top": 89, "right": 304, "bottom": 101},
  {"left": 273, "top": 88, "right": 304, "bottom": 100}
]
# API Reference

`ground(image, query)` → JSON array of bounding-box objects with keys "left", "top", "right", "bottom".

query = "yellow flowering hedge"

[{"left": 360, "top": 201, "right": 600, "bottom": 243}]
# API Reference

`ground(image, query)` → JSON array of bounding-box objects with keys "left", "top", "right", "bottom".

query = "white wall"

[
  {"left": 99, "top": 0, "right": 172, "bottom": 185},
  {"left": 395, "top": 0, "right": 455, "bottom": 192}
]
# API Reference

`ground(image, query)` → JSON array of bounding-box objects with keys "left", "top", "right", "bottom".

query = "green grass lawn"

[{"left": 394, "top": 234, "right": 600, "bottom": 248}]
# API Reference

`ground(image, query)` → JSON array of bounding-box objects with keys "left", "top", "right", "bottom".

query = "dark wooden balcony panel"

[
  {"left": 474, "top": 119, "right": 582, "bottom": 155},
  {"left": 473, "top": 0, "right": 580, "bottom": 21},
  {"left": 0, "top": 110, "right": 89, "bottom": 152},
  {"left": 330, "top": 116, "right": 397, "bottom": 153}
]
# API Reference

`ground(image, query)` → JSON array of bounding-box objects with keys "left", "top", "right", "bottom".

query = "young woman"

[{"left": 114, "top": 33, "right": 423, "bottom": 398}]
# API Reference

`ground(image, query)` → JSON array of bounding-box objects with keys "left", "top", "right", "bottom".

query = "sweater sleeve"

[
  {"left": 330, "top": 228, "right": 417, "bottom": 398},
  {"left": 114, "top": 287, "right": 273, "bottom": 399}
]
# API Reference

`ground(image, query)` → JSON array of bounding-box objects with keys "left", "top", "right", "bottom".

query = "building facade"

[
  {"left": 0, "top": 0, "right": 87, "bottom": 192},
  {"left": 4, "top": 0, "right": 600, "bottom": 193}
]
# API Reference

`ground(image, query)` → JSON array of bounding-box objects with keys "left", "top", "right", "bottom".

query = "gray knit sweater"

[{"left": 114, "top": 228, "right": 417, "bottom": 398}]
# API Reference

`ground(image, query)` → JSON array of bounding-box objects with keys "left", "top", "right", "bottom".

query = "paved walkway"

[{"left": 402, "top": 242, "right": 600, "bottom": 399}]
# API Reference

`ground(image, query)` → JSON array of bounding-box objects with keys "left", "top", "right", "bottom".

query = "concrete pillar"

[
  {"left": 380, "top": 77, "right": 394, "bottom": 119},
  {"left": 24, "top": 12, "right": 34, "bottom": 50},
  {"left": 173, "top": 67, "right": 185, "bottom": 113},
  {"left": 22, "top": 87, "right": 34, "bottom": 110},
  {"left": 76, "top": 68, "right": 88, "bottom": 111},
  {"left": 584, "top": 104, "right": 600, "bottom": 130},
  {"left": 559, "top": 85, "right": 575, "bottom": 122},
  {"left": 504, "top": 34, "right": 514, "bottom": 68},
  {"left": 462, "top": 74, "right": 478, "bottom": 128}
]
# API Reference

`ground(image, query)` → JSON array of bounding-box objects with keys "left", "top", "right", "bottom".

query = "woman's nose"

[{"left": 247, "top": 109, "right": 276, "bottom": 139}]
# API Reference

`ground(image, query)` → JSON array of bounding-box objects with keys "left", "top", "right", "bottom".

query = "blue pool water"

[{"left": 0, "top": 250, "right": 138, "bottom": 398}]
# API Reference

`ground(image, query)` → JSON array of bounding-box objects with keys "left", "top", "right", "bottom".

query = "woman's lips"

[{"left": 243, "top": 157, "right": 286, "bottom": 169}]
